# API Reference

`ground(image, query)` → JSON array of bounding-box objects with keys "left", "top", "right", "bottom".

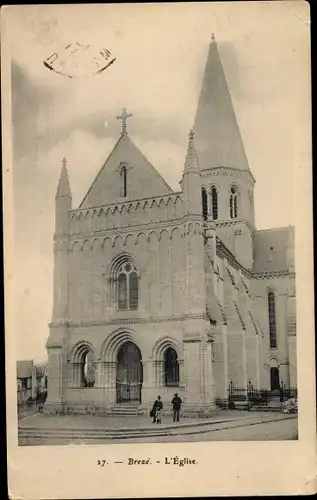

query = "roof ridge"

[
  {"left": 130, "top": 136, "right": 173, "bottom": 192},
  {"left": 79, "top": 134, "right": 125, "bottom": 208}
]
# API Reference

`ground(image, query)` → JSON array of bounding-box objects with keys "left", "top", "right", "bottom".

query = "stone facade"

[{"left": 45, "top": 38, "right": 297, "bottom": 415}]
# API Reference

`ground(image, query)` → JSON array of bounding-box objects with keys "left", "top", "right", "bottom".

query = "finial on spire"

[
  {"left": 116, "top": 107, "right": 133, "bottom": 134},
  {"left": 184, "top": 128, "right": 199, "bottom": 173},
  {"left": 56, "top": 157, "right": 71, "bottom": 199},
  {"left": 211, "top": 32, "right": 215, "bottom": 41}
]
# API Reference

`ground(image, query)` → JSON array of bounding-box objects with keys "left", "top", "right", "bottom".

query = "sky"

[{"left": 6, "top": 2, "right": 310, "bottom": 362}]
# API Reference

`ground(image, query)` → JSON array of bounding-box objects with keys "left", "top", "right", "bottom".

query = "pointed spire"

[
  {"left": 193, "top": 38, "right": 251, "bottom": 172},
  {"left": 184, "top": 129, "right": 200, "bottom": 173},
  {"left": 56, "top": 157, "right": 72, "bottom": 199}
]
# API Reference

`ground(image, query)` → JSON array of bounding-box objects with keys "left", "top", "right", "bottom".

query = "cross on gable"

[{"left": 116, "top": 107, "right": 133, "bottom": 134}]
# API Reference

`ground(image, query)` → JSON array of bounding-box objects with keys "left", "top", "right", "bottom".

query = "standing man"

[
  {"left": 151, "top": 395, "right": 163, "bottom": 424},
  {"left": 171, "top": 393, "right": 182, "bottom": 422}
]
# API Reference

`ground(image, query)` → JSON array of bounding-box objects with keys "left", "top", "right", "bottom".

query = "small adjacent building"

[
  {"left": 17, "top": 360, "right": 37, "bottom": 404},
  {"left": 17, "top": 360, "right": 48, "bottom": 404}
]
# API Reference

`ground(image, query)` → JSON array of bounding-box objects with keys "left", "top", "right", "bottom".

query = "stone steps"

[
  {"left": 110, "top": 404, "right": 141, "bottom": 416},
  {"left": 18, "top": 417, "right": 236, "bottom": 441},
  {"left": 18, "top": 414, "right": 295, "bottom": 443},
  {"left": 252, "top": 406, "right": 282, "bottom": 412}
]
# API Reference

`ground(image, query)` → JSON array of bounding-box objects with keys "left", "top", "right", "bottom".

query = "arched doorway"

[
  {"left": 269, "top": 357, "right": 280, "bottom": 392},
  {"left": 270, "top": 367, "right": 280, "bottom": 391},
  {"left": 116, "top": 342, "right": 143, "bottom": 403},
  {"left": 70, "top": 342, "right": 95, "bottom": 388}
]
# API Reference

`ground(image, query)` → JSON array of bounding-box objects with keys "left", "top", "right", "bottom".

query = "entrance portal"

[
  {"left": 270, "top": 367, "right": 280, "bottom": 391},
  {"left": 116, "top": 342, "right": 143, "bottom": 403}
]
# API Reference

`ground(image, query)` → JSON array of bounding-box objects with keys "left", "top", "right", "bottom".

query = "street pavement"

[
  {"left": 18, "top": 410, "right": 297, "bottom": 445},
  {"left": 18, "top": 409, "right": 289, "bottom": 429},
  {"left": 129, "top": 416, "right": 298, "bottom": 442}
]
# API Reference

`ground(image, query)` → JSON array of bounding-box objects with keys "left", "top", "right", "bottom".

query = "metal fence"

[
  {"left": 279, "top": 383, "right": 298, "bottom": 402},
  {"left": 116, "top": 382, "right": 142, "bottom": 404},
  {"left": 228, "top": 381, "right": 297, "bottom": 408}
]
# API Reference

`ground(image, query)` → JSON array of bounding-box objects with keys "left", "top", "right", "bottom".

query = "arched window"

[
  {"left": 118, "top": 273, "right": 127, "bottom": 310},
  {"left": 120, "top": 165, "right": 127, "bottom": 197},
  {"left": 210, "top": 186, "right": 218, "bottom": 220},
  {"left": 268, "top": 291, "right": 277, "bottom": 348},
  {"left": 229, "top": 186, "right": 238, "bottom": 219},
  {"left": 164, "top": 347, "right": 179, "bottom": 386},
  {"left": 70, "top": 343, "right": 95, "bottom": 388},
  {"left": 201, "top": 187, "right": 208, "bottom": 221},
  {"left": 117, "top": 262, "right": 139, "bottom": 310},
  {"left": 82, "top": 351, "right": 95, "bottom": 387}
]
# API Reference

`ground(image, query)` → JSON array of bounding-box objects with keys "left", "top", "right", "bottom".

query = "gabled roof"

[
  {"left": 193, "top": 37, "right": 251, "bottom": 173},
  {"left": 80, "top": 133, "right": 173, "bottom": 208},
  {"left": 252, "top": 226, "right": 294, "bottom": 273}
]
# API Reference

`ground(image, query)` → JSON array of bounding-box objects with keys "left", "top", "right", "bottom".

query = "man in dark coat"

[
  {"left": 151, "top": 395, "right": 163, "bottom": 423},
  {"left": 171, "top": 393, "right": 182, "bottom": 422}
]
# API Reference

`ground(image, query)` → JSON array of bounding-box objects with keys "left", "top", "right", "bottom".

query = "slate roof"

[
  {"left": 17, "top": 360, "right": 34, "bottom": 379},
  {"left": 80, "top": 133, "right": 173, "bottom": 208},
  {"left": 252, "top": 226, "right": 294, "bottom": 273},
  {"left": 193, "top": 38, "right": 251, "bottom": 173}
]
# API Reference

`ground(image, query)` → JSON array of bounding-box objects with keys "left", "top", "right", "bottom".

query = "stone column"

[
  {"left": 255, "top": 334, "right": 261, "bottom": 389},
  {"left": 242, "top": 329, "right": 248, "bottom": 389},
  {"left": 67, "top": 362, "right": 73, "bottom": 387},
  {"left": 45, "top": 347, "right": 64, "bottom": 413},
  {"left": 178, "top": 359, "right": 185, "bottom": 388},
  {"left": 288, "top": 336, "right": 297, "bottom": 387},
  {"left": 184, "top": 340, "right": 215, "bottom": 408},
  {"left": 199, "top": 341, "right": 215, "bottom": 406},
  {"left": 68, "top": 362, "right": 81, "bottom": 387},
  {"left": 93, "top": 361, "right": 106, "bottom": 388},
  {"left": 152, "top": 360, "right": 164, "bottom": 388},
  {"left": 142, "top": 360, "right": 153, "bottom": 388},
  {"left": 222, "top": 324, "right": 229, "bottom": 399},
  {"left": 142, "top": 359, "right": 157, "bottom": 404},
  {"left": 103, "top": 361, "right": 117, "bottom": 404}
]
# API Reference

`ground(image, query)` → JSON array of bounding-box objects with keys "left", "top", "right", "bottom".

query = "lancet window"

[
  {"left": 229, "top": 185, "right": 239, "bottom": 219},
  {"left": 117, "top": 262, "right": 139, "bottom": 310},
  {"left": 210, "top": 185, "right": 218, "bottom": 220},
  {"left": 268, "top": 290, "right": 277, "bottom": 348}
]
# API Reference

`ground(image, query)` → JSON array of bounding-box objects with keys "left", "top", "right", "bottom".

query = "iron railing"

[
  {"left": 228, "top": 381, "right": 297, "bottom": 408},
  {"left": 116, "top": 381, "right": 142, "bottom": 404},
  {"left": 279, "top": 382, "right": 297, "bottom": 402}
]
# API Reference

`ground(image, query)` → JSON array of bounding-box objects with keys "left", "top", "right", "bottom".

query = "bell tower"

[
  {"left": 193, "top": 35, "right": 256, "bottom": 269},
  {"left": 45, "top": 158, "right": 72, "bottom": 414}
]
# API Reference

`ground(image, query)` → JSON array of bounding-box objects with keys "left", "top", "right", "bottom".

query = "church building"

[{"left": 45, "top": 37, "right": 297, "bottom": 415}]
